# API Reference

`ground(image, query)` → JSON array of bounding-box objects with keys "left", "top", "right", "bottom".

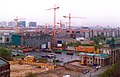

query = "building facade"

[
  {"left": 80, "top": 52, "right": 110, "bottom": 67},
  {"left": 110, "top": 48, "right": 120, "bottom": 64},
  {"left": 18, "top": 21, "right": 26, "bottom": 27},
  {"left": 29, "top": 22, "right": 37, "bottom": 27},
  {"left": 8, "top": 21, "right": 16, "bottom": 27},
  {"left": 0, "top": 33, "right": 10, "bottom": 46},
  {"left": 21, "top": 33, "right": 53, "bottom": 49}
]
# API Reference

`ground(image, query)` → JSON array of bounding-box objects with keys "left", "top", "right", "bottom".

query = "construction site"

[
  {"left": 9, "top": 58, "right": 92, "bottom": 77},
  {"left": 0, "top": 3, "right": 120, "bottom": 77}
]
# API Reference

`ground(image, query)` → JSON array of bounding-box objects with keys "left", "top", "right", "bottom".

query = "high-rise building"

[
  {"left": 29, "top": 22, "right": 37, "bottom": 27},
  {"left": 0, "top": 21, "right": 7, "bottom": 27},
  {"left": 8, "top": 21, "right": 16, "bottom": 27},
  {"left": 18, "top": 21, "right": 26, "bottom": 27}
]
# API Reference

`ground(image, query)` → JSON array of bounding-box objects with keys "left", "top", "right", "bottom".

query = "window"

[
  {"left": 91, "top": 61, "right": 92, "bottom": 63},
  {"left": 6, "top": 38, "right": 9, "bottom": 42},
  {"left": 87, "top": 61, "right": 89, "bottom": 63},
  {"left": 0, "top": 37, "right": 2, "bottom": 40}
]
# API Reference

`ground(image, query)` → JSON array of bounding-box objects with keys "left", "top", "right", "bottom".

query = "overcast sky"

[{"left": 0, "top": 0, "right": 120, "bottom": 27}]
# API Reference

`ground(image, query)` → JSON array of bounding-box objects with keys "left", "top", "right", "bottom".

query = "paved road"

[
  {"left": 80, "top": 65, "right": 111, "bottom": 77},
  {"left": 12, "top": 51, "right": 80, "bottom": 64}
]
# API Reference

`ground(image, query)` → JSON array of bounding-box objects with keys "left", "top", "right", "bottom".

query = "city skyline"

[{"left": 0, "top": 0, "right": 120, "bottom": 27}]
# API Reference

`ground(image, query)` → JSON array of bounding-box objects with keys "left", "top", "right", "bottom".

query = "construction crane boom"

[{"left": 63, "top": 13, "right": 86, "bottom": 38}]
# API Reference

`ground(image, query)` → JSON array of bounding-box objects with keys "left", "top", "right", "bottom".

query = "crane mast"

[
  {"left": 47, "top": 4, "right": 59, "bottom": 48},
  {"left": 14, "top": 16, "right": 19, "bottom": 33},
  {"left": 63, "top": 13, "right": 85, "bottom": 38}
]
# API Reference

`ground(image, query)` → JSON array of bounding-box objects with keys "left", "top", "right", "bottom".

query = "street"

[{"left": 80, "top": 65, "right": 111, "bottom": 77}]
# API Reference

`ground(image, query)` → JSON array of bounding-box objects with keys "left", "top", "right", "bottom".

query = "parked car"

[
  {"left": 46, "top": 53, "right": 56, "bottom": 59},
  {"left": 83, "top": 69, "right": 89, "bottom": 74}
]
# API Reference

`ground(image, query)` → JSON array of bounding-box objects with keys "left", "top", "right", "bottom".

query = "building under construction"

[
  {"left": 21, "top": 33, "right": 53, "bottom": 49},
  {"left": 0, "top": 32, "right": 53, "bottom": 49}
]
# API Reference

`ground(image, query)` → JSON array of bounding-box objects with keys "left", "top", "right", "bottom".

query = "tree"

[
  {"left": 93, "top": 36, "right": 99, "bottom": 44},
  {"left": 74, "top": 41, "right": 81, "bottom": 47},
  {"left": 0, "top": 47, "right": 12, "bottom": 60},
  {"left": 100, "top": 60, "right": 120, "bottom": 77},
  {"left": 67, "top": 42, "right": 74, "bottom": 46},
  {"left": 100, "top": 33, "right": 106, "bottom": 41}
]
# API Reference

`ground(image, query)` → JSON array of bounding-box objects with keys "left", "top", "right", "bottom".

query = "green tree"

[
  {"left": 0, "top": 47, "right": 12, "bottom": 60},
  {"left": 100, "top": 61, "right": 120, "bottom": 77},
  {"left": 67, "top": 42, "right": 74, "bottom": 46},
  {"left": 63, "top": 42, "right": 67, "bottom": 48},
  {"left": 100, "top": 33, "right": 106, "bottom": 41},
  {"left": 74, "top": 41, "right": 81, "bottom": 47},
  {"left": 93, "top": 36, "right": 99, "bottom": 44}
]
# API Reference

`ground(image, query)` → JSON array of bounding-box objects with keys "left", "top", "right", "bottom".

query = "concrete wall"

[{"left": 23, "top": 34, "right": 53, "bottom": 48}]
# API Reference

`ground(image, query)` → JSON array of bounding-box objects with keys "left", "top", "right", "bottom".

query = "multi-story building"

[
  {"left": 29, "top": 22, "right": 37, "bottom": 27},
  {"left": 110, "top": 48, "right": 120, "bottom": 64},
  {"left": 0, "top": 21, "right": 7, "bottom": 27},
  {"left": 18, "top": 21, "right": 26, "bottom": 27},
  {"left": 22, "top": 33, "right": 53, "bottom": 49},
  {"left": 80, "top": 52, "right": 110, "bottom": 67},
  {"left": 0, "top": 33, "right": 10, "bottom": 46},
  {"left": 8, "top": 21, "right": 16, "bottom": 27},
  {"left": 69, "top": 28, "right": 120, "bottom": 39}
]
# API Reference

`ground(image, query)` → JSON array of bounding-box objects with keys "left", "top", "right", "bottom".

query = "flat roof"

[
  {"left": 79, "top": 52, "right": 110, "bottom": 58},
  {"left": 0, "top": 57, "right": 8, "bottom": 67}
]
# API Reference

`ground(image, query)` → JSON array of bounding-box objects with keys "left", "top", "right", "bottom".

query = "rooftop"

[
  {"left": 0, "top": 57, "right": 9, "bottom": 67},
  {"left": 79, "top": 52, "right": 110, "bottom": 58}
]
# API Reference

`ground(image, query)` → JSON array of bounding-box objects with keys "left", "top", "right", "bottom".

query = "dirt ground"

[
  {"left": 36, "top": 64, "right": 92, "bottom": 77},
  {"left": 10, "top": 62, "right": 92, "bottom": 77},
  {"left": 36, "top": 67, "right": 81, "bottom": 77},
  {"left": 10, "top": 64, "right": 46, "bottom": 77}
]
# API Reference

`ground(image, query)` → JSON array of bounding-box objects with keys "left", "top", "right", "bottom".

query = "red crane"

[
  {"left": 63, "top": 13, "right": 85, "bottom": 38},
  {"left": 14, "top": 16, "right": 25, "bottom": 33},
  {"left": 47, "top": 4, "right": 59, "bottom": 48}
]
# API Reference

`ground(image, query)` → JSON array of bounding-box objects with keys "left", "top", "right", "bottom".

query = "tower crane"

[
  {"left": 57, "top": 20, "right": 68, "bottom": 33},
  {"left": 14, "top": 16, "right": 25, "bottom": 33},
  {"left": 47, "top": 4, "right": 59, "bottom": 48},
  {"left": 63, "top": 13, "right": 85, "bottom": 38}
]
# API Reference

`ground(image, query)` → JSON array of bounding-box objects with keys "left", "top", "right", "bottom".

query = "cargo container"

[
  {"left": 23, "top": 48, "right": 32, "bottom": 53},
  {"left": 11, "top": 34, "right": 21, "bottom": 46},
  {"left": 77, "top": 46, "right": 95, "bottom": 53}
]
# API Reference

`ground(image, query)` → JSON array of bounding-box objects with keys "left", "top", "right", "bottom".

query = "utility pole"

[{"left": 47, "top": 4, "right": 59, "bottom": 48}]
